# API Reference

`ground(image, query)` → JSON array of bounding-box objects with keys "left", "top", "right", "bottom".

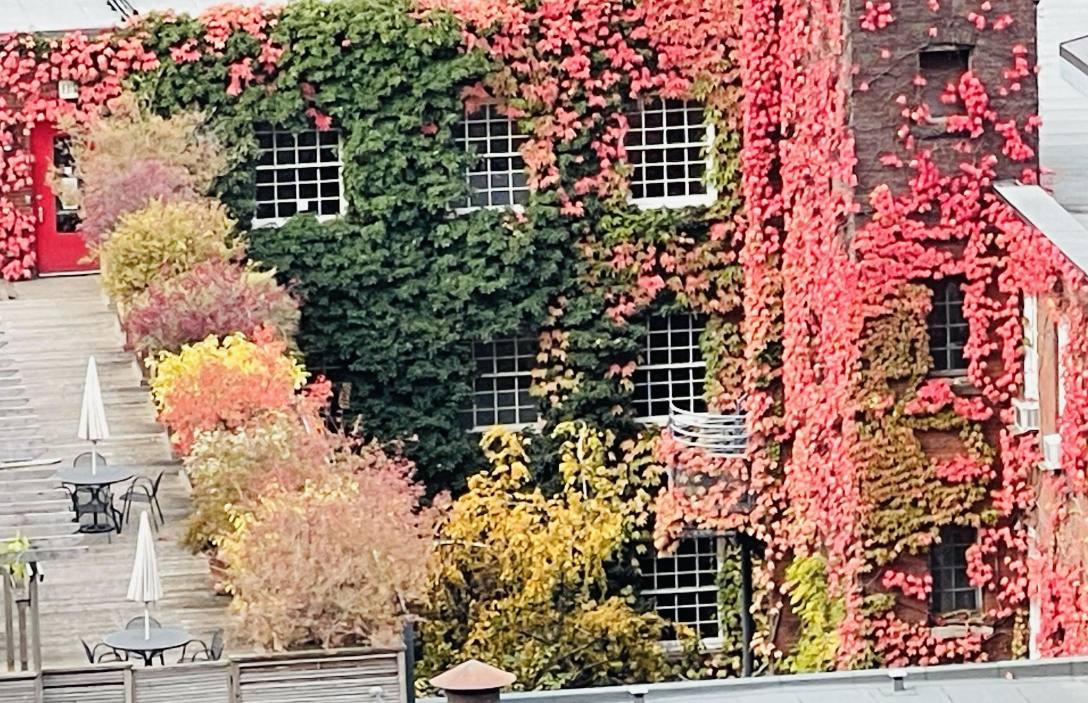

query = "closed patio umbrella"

[
  {"left": 127, "top": 511, "right": 162, "bottom": 639},
  {"left": 77, "top": 356, "right": 110, "bottom": 475}
]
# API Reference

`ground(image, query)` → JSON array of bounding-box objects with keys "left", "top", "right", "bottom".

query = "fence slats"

[
  {"left": 0, "top": 648, "right": 405, "bottom": 703},
  {"left": 134, "top": 662, "right": 230, "bottom": 703}
]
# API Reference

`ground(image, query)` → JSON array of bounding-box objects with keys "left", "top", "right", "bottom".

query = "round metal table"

[
  {"left": 56, "top": 466, "right": 134, "bottom": 534},
  {"left": 102, "top": 627, "right": 193, "bottom": 666}
]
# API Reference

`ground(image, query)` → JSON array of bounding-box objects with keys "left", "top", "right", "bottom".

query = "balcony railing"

[{"left": 667, "top": 404, "right": 747, "bottom": 457}]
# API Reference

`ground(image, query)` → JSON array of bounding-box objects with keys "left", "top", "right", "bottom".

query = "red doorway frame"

[{"left": 31, "top": 123, "right": 97, "bottom": 275}]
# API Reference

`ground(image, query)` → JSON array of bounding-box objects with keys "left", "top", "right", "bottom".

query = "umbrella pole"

[
  {"left": 144, "top": 603, "right": 150, "bottom": 640},
  {"left": 90, "top": 440, "right": 97, "bottom": 476}
]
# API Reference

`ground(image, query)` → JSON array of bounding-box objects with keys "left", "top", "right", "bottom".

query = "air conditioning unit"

[
  {"left": 1042, "top": 433, "right": 1062, "bottom": 471},
  {"left": 1012, "top": 398, "right": 1040, "bottom": 434},
  {"left": 57, "top": 80, "right": 79, "bottom": 101}
]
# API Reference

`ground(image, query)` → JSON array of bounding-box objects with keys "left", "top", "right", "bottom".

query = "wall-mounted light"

[{"left": 58, "top": 80, "right": 79, "bottom": 101}]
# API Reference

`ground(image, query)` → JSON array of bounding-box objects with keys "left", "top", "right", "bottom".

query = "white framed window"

[
  {"left": 633, "top": 314, "right": 707, "bottom": 422},
  {"left": 454, "top": 103, "right": 530, "bottom": 211},
  {"left": 254, "top": 125, "right": 344, "bottom": 226},
  {"left": 1022, "top": 295, "right": 1039, "bottom": 400},
  {"left": 639, "top": 536, "right": 722, "bottom": 640},
  {"left": 461, "top": 337, "right": 539, "bottom": 431},
  {"left": 625, "top": 98, "right": 715, "bottom": 209}
]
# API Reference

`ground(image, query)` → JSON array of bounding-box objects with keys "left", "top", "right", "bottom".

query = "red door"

[{"left": 31, "top": 124, "right": 97, "bottom": 275}]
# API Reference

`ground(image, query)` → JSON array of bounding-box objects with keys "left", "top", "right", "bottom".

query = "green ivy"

[{"left": 130, "top": 0, "right": 744, "bottom": 490}]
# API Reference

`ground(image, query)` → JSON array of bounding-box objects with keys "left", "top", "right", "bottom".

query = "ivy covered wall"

[{"left": 4, "top": 0, "right": 1084, "bottom": 674}]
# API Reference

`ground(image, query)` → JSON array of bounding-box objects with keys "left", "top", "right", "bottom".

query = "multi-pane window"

[
  {"left": 455, "top": 104, "right": 530, "bottom": 210},
  {"left": 919, "top": 46, "right": 971, "bottom": 120},
  {"left": 927, "top": 279, "right": 968, "bottom": 374},
  {"left": 462, "top": 338, "right": 539, "bottom": 430},
  {"left": 930, "top": 525, "right": 980, "bottom": 614},
  {"left": 640, "top": 536, "right": 721, "bottom": 640},
  {"left": 254, "top": 126, "right": 343, "bottom": 224},
  {"left": 633, "top": 315, "right": 707, "bottom": 421},
  {"left": 625, "top": 99, "right": 713, "bottom": 208}
]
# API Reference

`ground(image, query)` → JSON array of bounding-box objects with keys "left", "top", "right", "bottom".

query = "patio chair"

[
  {"left": 63, "top": 452, "right": 110, "bottom": 518},
  {"left": 80, "top": 638, "right": 123, "bottom": 664},
  {"left": 125, "top": 617, "right": 165, "bottom": 664},
  {"left": 178, "top": 629, "right": 224, "bottom": 663},
  {"left": 125, "top": 616, "right": 161, "bottom": 630},
  {"left": 120, "top": 471, "right": 165, "bottom": 528},
  {"left": 73, "top": 451, "right": 108, "bottom": 470}
]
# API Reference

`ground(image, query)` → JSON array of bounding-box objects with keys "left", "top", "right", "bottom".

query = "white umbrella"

[
  {"left": 77, "top": 356, "right": 110, "bottom": 475},
  {"left": 127, "top": 511, "right": 162, "bottom": 639}
]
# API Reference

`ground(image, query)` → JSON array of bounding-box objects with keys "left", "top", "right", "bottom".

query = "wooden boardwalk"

[{"left": 0, "top": 275, "right": 229, "bottom": 667}]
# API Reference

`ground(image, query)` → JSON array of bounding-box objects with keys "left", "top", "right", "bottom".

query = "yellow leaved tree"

[{"left": 419, "top": 421, "right": 680, "bottom": 691}]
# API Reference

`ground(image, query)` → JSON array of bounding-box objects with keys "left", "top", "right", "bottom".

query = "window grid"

[
  {"left": 625, "top": 98, "right": 714, "bottom": 207},
  {"left": 930, "top": 526, "right": 980, "bottom": 614},
  {"left": 462, "top": 337, "right": 539, "bottom": 430},
  {"left": 927, "top": 280, "right": 968, "bottom": 373},
  {"left": 633, "top": 315, "right": 707, "bottom": 421},
  {"left": 455, "top": 104, "right": 530, "bottom": 210},
  {"left": 640, "top": 536, "right": 721, "bottom": 640},
  {"left": 254, "top": 126, "right": 343, "bottom": 224}
]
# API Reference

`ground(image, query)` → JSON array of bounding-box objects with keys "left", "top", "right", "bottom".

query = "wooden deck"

[{"left": 0, "top": 275, "right": 229, "bottom": 667}]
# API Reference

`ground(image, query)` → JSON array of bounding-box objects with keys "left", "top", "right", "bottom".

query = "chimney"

[{"left": 430, "top": 660, "right": 517, "bottom": 703}]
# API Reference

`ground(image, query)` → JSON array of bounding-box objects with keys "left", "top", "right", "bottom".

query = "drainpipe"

[
  {"left": 739, "top": 533, "right": 754, "bottom": 677},
  {"left": 430, "top": 660, "right": 516, "bottom": 703}
]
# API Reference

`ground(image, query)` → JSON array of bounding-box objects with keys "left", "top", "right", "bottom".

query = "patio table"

[
  {"left": 56, "top": 465, "right": 134, "bottom": 534},
  {"left": 102, "top": 627, "right": 193, "bottom": 667}
]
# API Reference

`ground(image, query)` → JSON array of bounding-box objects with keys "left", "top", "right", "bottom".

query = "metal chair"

[
  {"left": 63, "top": 452, "right": 110, "bottom": 518},
  {"left": 121, "top": 472, "right": 165, "bottom": 528},
  {"left": 125, "top": 617, "right": 165, "bottom": 664},
  {"left": 80, "top": 638, "right": 123, "bottom": 664},
  {"left": 125, "top": 616, "right": 161, "bottom": 630},
  {"left": 73, "top": 451, "right": 108, "bottom": 470},
  {"left": 178, "top": 629, "right": 224, "bottom": 663}
]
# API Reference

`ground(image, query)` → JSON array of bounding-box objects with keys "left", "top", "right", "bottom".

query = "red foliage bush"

[
  {"left": 124, "top": 259, "right": 299, "bottom": 355},
  {"left": 80, "top": 158, "right": 196, "bottom": 245}
]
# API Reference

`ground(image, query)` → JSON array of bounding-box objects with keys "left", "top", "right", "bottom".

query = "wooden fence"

[
  {"left": 2, "top": 561, "right": 42, "bottom": 673},
  {"left": 0, "top": 647, "right": 408, "bottom": 703}
]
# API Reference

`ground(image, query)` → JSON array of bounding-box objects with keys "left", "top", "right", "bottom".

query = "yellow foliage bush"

[
  {"left": 98, "top": 198, "right": 238, "bottom": 303},
  {"left": 149, "top": 331, "right": 307, "bottom": 452},
  {"left": 420, "top": 422, "right": 676, "bottom": 690}
]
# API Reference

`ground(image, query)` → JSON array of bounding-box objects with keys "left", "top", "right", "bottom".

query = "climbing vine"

[{"left": 4, "top": 0, "right": 1082, "bottom": 674}]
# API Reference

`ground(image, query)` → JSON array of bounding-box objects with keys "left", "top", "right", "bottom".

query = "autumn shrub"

[
  {"left": 419, "top": 422, "right": 675, "bottom": 690},
  {"left": 124, "top": 259, "right": 299, "bottom": 355},
  {"left": 219, "top": 447, "right": 441, "bottom": 650},
  {"left": 149, "top": 330, "right": 308, "bottom": 453},
  {"left": 183, "top": 412, "right": 332, "bottom": 552},
  {"left": 99, "top": 198, "right": 239, "bottom": 304},
  {"left": 61, "top": 94, "right": 229, "bottom": 245}
]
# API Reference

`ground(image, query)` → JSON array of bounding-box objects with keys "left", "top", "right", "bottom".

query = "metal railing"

[{"left": 667, "top": 404, "right": 747, "bottom": 457}]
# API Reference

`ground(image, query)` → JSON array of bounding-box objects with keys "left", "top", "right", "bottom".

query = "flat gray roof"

[
  {"left": 1061, "top": 34, "right": 1088, "bottom": 99},
  {"left": 0, "top": 1, "right": 259, "bottom": 34},
  {"left": 994, "top": 182, "right": 1088, "bottom": 278},
  {"left": 423, "top": 657, "right": 1088, "bottom": 703}
]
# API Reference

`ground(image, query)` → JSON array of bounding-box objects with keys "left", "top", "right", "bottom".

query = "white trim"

[
  {"left": 1023, "top": 295, "right": 1040, "bottom": 400},
  {"left": 640, "top": 535, "right": 723, "bottom": 641},
  {"left": 626, "top": 98, "right": 716, "bottom": 209},
  {"left": 454, "top": 103, "right": 530, "bottom": 211},
  {"left": 463, "top": 337, "right": 539, "bottom": 431},
  {"left": 251, "top": 125, "right": 345, "bottom": 228},
  {"left": 633, "top": 314, "right": 707, "bottom": 422},
  {"left": 1058, "top": 320, "right": 1069, "bottom": 414}
]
